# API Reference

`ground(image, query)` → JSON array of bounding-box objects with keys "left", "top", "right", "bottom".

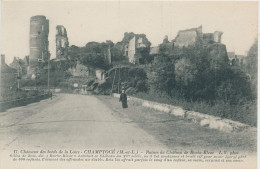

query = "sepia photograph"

[{"left": 0, "top": 1, "right": 258, "bottom": 169}]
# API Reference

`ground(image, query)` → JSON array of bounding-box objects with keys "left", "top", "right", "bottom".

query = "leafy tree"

[
  {"left": 216, "top": 67, "right": 253, "bottom": 105},
  {"left": 148, "top": 40, "right": 254, "bottom": 105},
  {"left": 68, "top": 42, "right": 110, "bottom": 70},
  {"left": 246, "top": 39, "right": 257, "bottom": 81},
  {"left": 111, "top": 45, "right": 127, "bottom": 63},
  {"left": 9, "top": 57, "right": 27, "bottom": 75},
  {"left": 174, "top": 58, "right": 197, "bottom": 86}
]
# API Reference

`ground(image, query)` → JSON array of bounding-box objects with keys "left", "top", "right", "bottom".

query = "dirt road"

[
  {"left": 0, "top": 94, "right": 165, "bottom": 150},
  {"left": 0, "top": 94, "right": 257, "bottom": 169},
  {"left": 0, "top": 94, "right": 256, "bottom": 152}
]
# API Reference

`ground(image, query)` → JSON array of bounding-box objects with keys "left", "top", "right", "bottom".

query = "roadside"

[{"left": 96, "top": 95, "right": 257, "bottom": 153}]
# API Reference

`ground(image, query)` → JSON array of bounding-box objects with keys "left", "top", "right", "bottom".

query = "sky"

[{"left": 1, "top": 1, "right": 258, "bottom": 64}]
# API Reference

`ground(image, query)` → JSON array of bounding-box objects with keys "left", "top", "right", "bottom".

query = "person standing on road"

[{"left": 119, "top": 90, "right": 128, "bottom": 108}]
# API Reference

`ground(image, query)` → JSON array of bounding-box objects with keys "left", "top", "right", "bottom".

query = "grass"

[
  {"left": 97, "top": 95, "right": 257, "bottom": 152},
  {"left": 133, "top": 92, "right": 257, "bottom": 127}
]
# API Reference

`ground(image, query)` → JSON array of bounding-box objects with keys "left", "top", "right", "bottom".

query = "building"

[
  {"left": 124, "top": 36, "right": 136, "bottom": 63},
  {"left": 0, "top": 55, "right": 17, "bottom": 91},
  {"left": 95, "top": 69, "right": 105, "bottom": 82},
  {"left": 123, "top": 34, "right": 150, "bottom": 64},
  {"left": 174, "top": 25, "right": 223, "bottom": 47},
  {"left": 56, "top": 25, "right": 69, "bottom": 59},
  {"left": 228, "top": 52, "right": 246, "bottom": 66},
  {"left": 29, "top": 15, "right": 49, "bottom": 65}
]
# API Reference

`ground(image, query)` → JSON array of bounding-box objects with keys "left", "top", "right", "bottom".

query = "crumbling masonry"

[
  {"left": 174, "top": 25, "right": 223, "bottom": 47},
  {"left": 56, "top": 25, "right": 69, "bottom": 59}
]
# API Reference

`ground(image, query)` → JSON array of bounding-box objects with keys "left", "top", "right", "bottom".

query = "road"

[
  {"left": 0, "top": 94, "right": 165, "bottom": 150},
  {"left": 0, "top": 94, "right": 256, "bottom": 152},
  {"left": 0, "top": 94, "right": 257, "bottom": 169}
]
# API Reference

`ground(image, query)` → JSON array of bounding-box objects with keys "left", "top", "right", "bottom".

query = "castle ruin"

[
  {"left": 174, "top": 25, "right": 223, "bottom": 47},
  {"left": 123, "top": 34, "right": 150, "bottom": 64},
  {"left": 56, "top": 25, "right": 69, "bottom": 59},
  {"left": 29, "top": 15, "right": 49, "bottom": 65}
]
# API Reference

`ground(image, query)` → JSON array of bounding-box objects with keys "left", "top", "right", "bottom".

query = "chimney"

[{"left": 1, "top": 54, "right": 5, "bottom": 65}]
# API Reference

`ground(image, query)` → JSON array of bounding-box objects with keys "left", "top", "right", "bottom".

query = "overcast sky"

[{"left": 1, "top": 1, "right": 257, "bottom": 64}]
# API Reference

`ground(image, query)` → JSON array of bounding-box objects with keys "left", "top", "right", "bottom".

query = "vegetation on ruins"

[
  {"left": 15, "top": 31, "right": 257, "bottom": 126},
  {"left": 139, "top": 40, "right": 257, "bottom": 126}
]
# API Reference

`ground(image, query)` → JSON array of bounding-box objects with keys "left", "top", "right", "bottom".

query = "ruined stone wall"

[
  {"left": 29, "top": 15, "right": 49, "bottom": 64},
  {"left": 213, "top": 31, "right": 223, "bottom": 43},
  {"left": 120, "top": 32, "right": 151, "bottom": 64},
  {"left": 174, "top": 29, "right": 199, "bottom": 47},
  {"left": 203, "top": 33, "right": 214, "bottom": 44},
  {"left": 174, "top": 26, "right": 223, "bottom": 48},
  {"left": 56, "top": 25, "right": 69, "bottom": 59}
]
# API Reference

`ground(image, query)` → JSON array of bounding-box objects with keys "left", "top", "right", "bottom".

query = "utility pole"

[
  {"left": 35, "top": 67, "right": 37, "bottom": 90},
  {"left": 111, "top": 69, "right": 117, "bottom": 95},
  {"left": 16, "top": 60, "right": 21, "bottom": 89},
  {"left": 118, "top": 66, "right": 120, "bottom": 93},
  {"left": 17, "top": 67, "right": 20, "bottom": 89},
  {"left": 48, "top": 55, "right": 50, "bottom": 91}
]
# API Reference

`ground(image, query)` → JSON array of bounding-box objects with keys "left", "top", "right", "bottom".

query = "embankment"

[{"left": 112, "top": 93, "right": 251, "bottom": 133}]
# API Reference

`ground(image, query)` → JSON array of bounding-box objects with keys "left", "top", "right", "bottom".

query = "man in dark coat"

[{"left": 119, "top": 90, "right": 128, "bottom": 108}]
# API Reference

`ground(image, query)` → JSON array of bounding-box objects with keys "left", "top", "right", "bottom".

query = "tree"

[
  {"left": 246, "top": 39, "right": 257, "bottom": 80},
  {"left": 216, "top": 67, "right": 253, "bottom": 105},
  {"left": 245, "top": 39, "right": 258, "bottom": 98},
  {"left": 174, "top": 58, "right": 197, "bottom": 86},
  {"left": 68, "top": 42, "right": 111, "bottom": 70}
]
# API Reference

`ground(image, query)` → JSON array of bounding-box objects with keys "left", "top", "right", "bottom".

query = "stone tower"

[
  {"left": 56, "top": 25, "right": 69, "bottom": 59},
  {"left": 29, "top": 15, "right": 49, "bottom": 65}
]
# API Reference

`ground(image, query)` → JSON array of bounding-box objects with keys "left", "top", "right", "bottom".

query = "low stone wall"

[
  {"left": 0, "top": 93, "right": 50, "bottom": 112},
  {"left": 112, "top": 93, "right": 250, "bottom": 132}
]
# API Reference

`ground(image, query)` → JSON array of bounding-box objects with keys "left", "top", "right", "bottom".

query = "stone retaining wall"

[
  {"left": 113, "top": 93, "right": 250, "bottom": 132},
  {"left": 0, "top": 93, "right": 50, "bottom": 112}
]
